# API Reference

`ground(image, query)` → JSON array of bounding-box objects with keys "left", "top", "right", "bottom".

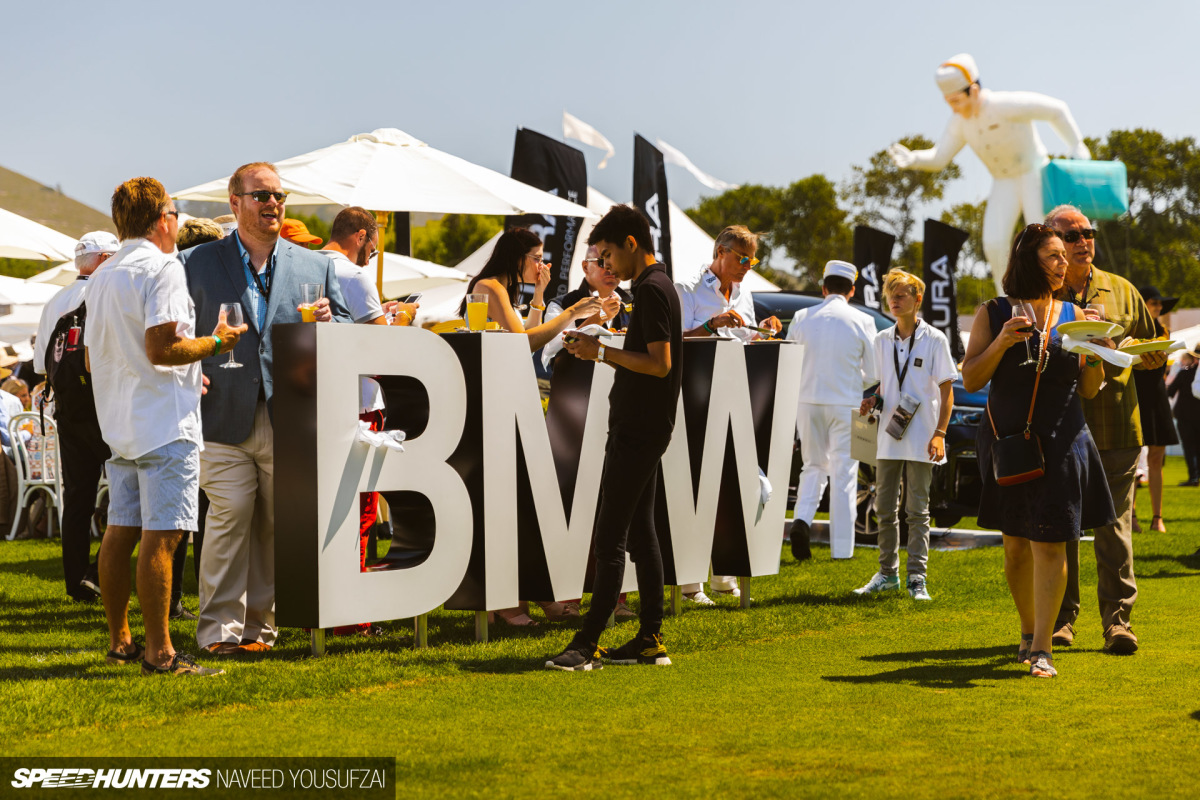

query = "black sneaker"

[
  {"left": 790, "top": 520, "right": 812, "bottom": 562},
  {"left": 544, "top": 642, "right": 603, "bottom": 672},
  {"left": 106, "top": 639, "right": 145, "bottom": 666},
  {"left": 79, "top": 577, "right": 102, "bottom": 598},
  {"left": 141, "top": 652, "right": 226, "bottom": 677},
  {"left": 169, "top": 603, "right": 198, "bottom": 621},
  {"left": 602, "top": 632, "right": 672, "bottom": 666}
]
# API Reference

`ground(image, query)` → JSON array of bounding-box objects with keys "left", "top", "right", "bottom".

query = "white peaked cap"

[
  {"left": 823, "top": 260, "right": 858, "bottom": 282},
  {"left": 936, "top": 53, "right": 978, "bottom": 94},
  {"left": 75, "top": 231, "right": 120, "bottom": 256}
]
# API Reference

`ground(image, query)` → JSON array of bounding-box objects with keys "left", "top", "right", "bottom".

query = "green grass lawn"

[{"left": 1, "top": 458, "right": 1197, "bottom": 798}]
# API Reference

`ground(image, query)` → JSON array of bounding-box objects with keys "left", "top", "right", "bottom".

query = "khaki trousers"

[
  {"left": 197, "top": 402, "right": 276, "bottom": 648},
  {"left": 1057, "top": 446, "right": 1139, "bottom": 633}
]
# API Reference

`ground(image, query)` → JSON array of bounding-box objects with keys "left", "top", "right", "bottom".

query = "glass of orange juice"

[
  {"left": 300, "top": 283, "right": 323, "bottom": 322},
  {"left": 466, "top": 293, "right": 489, "bottom": 332}
]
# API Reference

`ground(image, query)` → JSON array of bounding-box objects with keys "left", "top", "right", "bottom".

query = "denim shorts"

[{"left": 105, "top": 439, "right": 200, "bottom": 531}]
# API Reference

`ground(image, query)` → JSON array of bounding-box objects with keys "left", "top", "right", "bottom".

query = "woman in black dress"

[
  {"left": 1167, "top": 348, "right": 1200, "bottom": 485},
  {"left": 1133, "top": 286, "right": 1179, "bottom": 532},
  {"left": 963, "top": 224, "right": 1116, "bottom": 678}
]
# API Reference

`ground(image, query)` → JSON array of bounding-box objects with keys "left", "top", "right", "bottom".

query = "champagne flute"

[
  {"left": 219, "top": 303, "right": 243, "bottom": 369},
  {"left": 1012, "top": 303, "right": 1037, "bottom": 367}
]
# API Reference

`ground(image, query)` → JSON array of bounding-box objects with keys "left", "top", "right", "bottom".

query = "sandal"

[
  {"left": 1151, "top": 515, "right": 1167, "bottom": 533},
  {"left": 1017, "top": 633, "right": 1034, "bottom": 664},
  {"left": 1029, "top": 650, "right": 1057, "bottom": 678},
  {"left": 490, "top": 609, "right": 540, "bottom": 627},
  {"left": 106, "top": 639, "right": 145, "bottom": 666}
]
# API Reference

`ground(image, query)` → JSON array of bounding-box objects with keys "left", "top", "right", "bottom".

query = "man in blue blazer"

[{"left": 179, "top": 161, "right": 352, "bottom": 656}]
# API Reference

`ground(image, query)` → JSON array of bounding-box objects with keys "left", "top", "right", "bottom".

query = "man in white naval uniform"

[
  {"left": 786, "top": 261, "right": 878, "bottom": 560},
  {"left": 888, "top": 53, "right": 1090, "bottom": 294}
]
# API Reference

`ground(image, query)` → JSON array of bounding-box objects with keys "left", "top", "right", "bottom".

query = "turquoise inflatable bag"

[{"left": 1042, "top": 159, "right": 1129, "bottom": 219}]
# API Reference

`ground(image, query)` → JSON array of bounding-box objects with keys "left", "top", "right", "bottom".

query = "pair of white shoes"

[
  {"left": 683, "top": 587, "right": 741, "bottom": 606},
  {"left": 854, "top": 572, "right": 932, "bottom": 601}
]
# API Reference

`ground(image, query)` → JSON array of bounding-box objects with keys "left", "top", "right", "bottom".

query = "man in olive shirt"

[{"left": 1047, "top": 205, "right": 1166, "bottom": 655}]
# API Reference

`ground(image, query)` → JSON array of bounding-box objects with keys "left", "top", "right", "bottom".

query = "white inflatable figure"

[{"left": 888, "top": 54, "right": 1091, "bottom": 293}]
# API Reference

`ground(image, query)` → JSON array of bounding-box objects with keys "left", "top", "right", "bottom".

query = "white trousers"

[
  {"left": 796, "top": 403, "right": 858, "bottom": 559},
  {"left": 197, "top": 402, "right": 276, "bottom": 648},
  {"left": 982, "top": 169, "right": 1045, "bottom": 295}
]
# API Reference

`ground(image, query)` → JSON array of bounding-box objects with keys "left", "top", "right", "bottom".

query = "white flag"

[
  {"left": 656, "top": 138, "right": 739, "bottom": 191},
  {"left": 563, "top": 111, "right": 616, "bottom": 169}
]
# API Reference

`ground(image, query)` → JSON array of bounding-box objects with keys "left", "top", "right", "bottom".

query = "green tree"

[
  {"left": 773, "top": 175, "right": 853, "bottom": 287},
  {"left": 407, "top": 214, "right": 504, "bottom": 267},
  {"left": 843, "top": 135, "right": 962, "bottom": 265},
  {"left": 1086, "top": 129, "right": 1200, "bottom": 306},
  {"left": 686, "top": 184, "right": 784, "bottom": 264}
]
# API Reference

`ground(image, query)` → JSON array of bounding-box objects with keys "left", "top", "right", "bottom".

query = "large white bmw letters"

[{"left": 273, "top": 324, "right": 802, "bottom": 629}]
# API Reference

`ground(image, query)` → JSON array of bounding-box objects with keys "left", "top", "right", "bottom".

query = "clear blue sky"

[{"left": 4, "top": 0, "right": 1198, "bottom": 224}]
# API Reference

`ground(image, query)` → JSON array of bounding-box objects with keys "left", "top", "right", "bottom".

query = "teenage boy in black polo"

[{"left": 545, "top": 205, "right": 683, "bottom": 671}]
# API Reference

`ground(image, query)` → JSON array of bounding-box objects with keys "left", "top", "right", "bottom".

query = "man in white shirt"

[
  {"left": 856, "top": 270, "right": 957, "bottom": 600},
  {"left": 321, "top": 206, "right": 419, "bottom": 634},
  {"left": 676, "top": 225, "right": 781, "bottom": 343},
  {"left": 87, "top": 177, "right": 245, "bottom": 676},
  {"left": 34, "top": 231, "right": 119, "bottom": 602},
  {"left": 674, "top": 226, "right": 781, "bottom": 602},
  {"left": 786, "top": 260, "right": 879, "bottom": 559}
]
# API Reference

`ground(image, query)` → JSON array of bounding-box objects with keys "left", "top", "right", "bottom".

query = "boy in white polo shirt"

[{"left": 856, "top": 269, "right": 957, "bottom": 600}]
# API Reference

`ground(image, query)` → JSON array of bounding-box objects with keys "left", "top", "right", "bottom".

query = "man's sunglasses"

[
  {"left": 1060, "top": 228, "right": 1096, "bottom": 243},
  {"left": 724, "top": 247, "right": 760, "bottom": 267},
  {"left": 237, "top": 191, "right": 289, "bottom": 203}
]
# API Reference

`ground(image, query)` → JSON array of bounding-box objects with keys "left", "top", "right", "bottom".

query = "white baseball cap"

[
  {"left": 75, "top": 231, "right": 120, "bottom": 257},
  {"left": 936, "top": 54, "right": 978, "bottom": 94},
  {"left": 823, "top": 260, "right": 858, "bottom": 282}
]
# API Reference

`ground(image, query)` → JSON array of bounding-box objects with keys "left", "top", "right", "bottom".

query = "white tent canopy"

[
  {"left": 0, "top": 304, "right": 45, "bottom": 343},
  {"left": 0, "top": 207, "right": 77, "bottom": 261},
  {"left": 172, "top": 128, "right": 597, "bottom": 219}
]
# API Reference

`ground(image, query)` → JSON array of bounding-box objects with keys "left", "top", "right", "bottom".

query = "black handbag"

[{"left": 988, "top": 302, "right": 1051, "bottom": 486}]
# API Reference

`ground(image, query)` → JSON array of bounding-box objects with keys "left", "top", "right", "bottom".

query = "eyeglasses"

[
  {"left": 163, "top": 210, "right": 179, "bottom": 219},
  {"left": 237, "top": 191, "right": 289, "bottom": 203},
  {"left": 526, "top": 253, "right": 549, "bottom": 265},
  {"left": 724, "top": 247, "right": 760, "bottom": 267},
  {"left": 1059, "top": 228, "right": 1096, "bottom": 243}
]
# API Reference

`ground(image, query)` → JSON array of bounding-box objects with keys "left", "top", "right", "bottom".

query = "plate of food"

[
  {"left": 1117, "top": 336, "right": 1184, "bottom": 355},
  {"left": 1057, "top": 320, "right": 1123, "bottom": 340}
]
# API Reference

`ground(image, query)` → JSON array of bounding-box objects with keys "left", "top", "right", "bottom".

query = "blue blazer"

[{"left": 180, "top": 236, "right": 352, "bottom": 445}]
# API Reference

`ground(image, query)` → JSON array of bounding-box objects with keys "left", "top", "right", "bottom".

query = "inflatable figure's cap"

[
  {"left": 823, "top": 260, "right": 858, "bottom": 282},
  {"left": 936, "top": 53, "right": 978, "bottom": 94}
]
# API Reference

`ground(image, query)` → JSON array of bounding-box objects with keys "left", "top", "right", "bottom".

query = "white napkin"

[
  {"left": 1061, "top": 335, "right": 1135, "bottom": 368},
  {"left": 356, "top": 421, "right": 406, "bottom": 452},
  {"left": 574, "top": 324, "right": 614, "bottom": 339},
  {"left": 756, "top": 468, "right": 773, "bottom": 523}
]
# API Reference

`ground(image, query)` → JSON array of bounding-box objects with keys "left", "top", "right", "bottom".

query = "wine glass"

[
  {"left": 219, "top": 303, "right": 243, "bottom": 369},
  {"left": 1012, "top": 303, "right": 1037, "bottom": 367},
  {"left": 1085, "top": 303, "right": 1106, "bottom": 321}
]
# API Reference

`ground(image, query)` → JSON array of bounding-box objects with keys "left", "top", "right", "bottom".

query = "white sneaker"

[
  {"left": 683, "top": 590, "right": 716, "bottom": 606},
  {"left": 713, "top": 586, "right": 741, "bottom": 599},
  {"left": 907, "top": 575, "right": 932, "bottom": 601},
  {"left": 853, "top": 573, "right": 901, "bottom": 595}
]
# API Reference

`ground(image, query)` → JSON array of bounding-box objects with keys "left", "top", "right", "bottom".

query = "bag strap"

[{"left": 987, "top": 300, "right": 1054, "bottom": 440}]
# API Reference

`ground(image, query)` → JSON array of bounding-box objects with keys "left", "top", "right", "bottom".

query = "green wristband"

[
  {"left": 213, "top": 336, "right": 222, "bottom": 357},
  {"left": 703, "top": 320, "right": 716, "bottom": 335},
  {"left": 1085, "top": 356, "right": 1101, "bottom": 368}
]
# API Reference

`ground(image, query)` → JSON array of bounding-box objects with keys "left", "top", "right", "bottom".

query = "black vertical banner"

[
  {"left": 632, "top": 134, "right": 673, "bottom": 277},
  {"left": 851, "top": 225, "right": 895, "bottom": 312},
  {"left": 922, "top": 219, "right": 969, "bottom": 360},
  {"left": 506, "top": 129, "right": 588, "bottom": 307}
]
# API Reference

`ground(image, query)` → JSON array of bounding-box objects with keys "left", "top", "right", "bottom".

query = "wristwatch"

[{"left": 597, "top": 344, "right": 606, "bottom": 363}]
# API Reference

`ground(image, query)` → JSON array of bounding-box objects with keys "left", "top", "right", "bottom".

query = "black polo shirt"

[{"left": 608, "top": 263, "right": 682, "bottom": 441}]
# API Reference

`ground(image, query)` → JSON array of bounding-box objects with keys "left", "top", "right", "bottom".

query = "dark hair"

[
  {"left": 1002, "top": 223, "right": 1061, "bottom": 300},
  {"left": 587, "top": 204, "right": 654, "bottom": 253},
  {"left": 111, "top": 177, "right": 171, "bottom": 240},
  {"left": 823, "top": 275, "right": 853, "bottom": 295},
  {"left": 331, "top": 206, "right": 378, "bottom": 241},
  {"left": 462, "top": 227, "right": 542, "bottom": 311}
]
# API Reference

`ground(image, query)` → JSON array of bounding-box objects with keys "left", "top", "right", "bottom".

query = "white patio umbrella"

[
  {"left": 26, "top": 262, "right": 79, "bottom": 287},
  {"left": 0, "top": 275, "right": 60, "bottom": 306},
  {"left": 173, "top": 128, "right": 597, "bottom": 296},
  {"left": 0, "top": 304, "right": 46, "bottom": 342},
  {"left": 379, "top": 251, "right": 468, "bottom": 298},
  {"left": 0, "top": 207, "right": 78, "bottom": 262}
]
